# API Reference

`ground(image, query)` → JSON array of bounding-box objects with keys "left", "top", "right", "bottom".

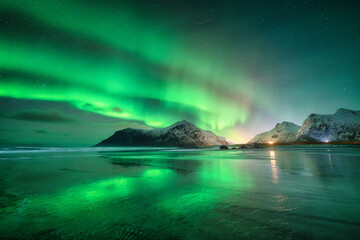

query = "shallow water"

[{"left": 0, "top": 145, "right": 360, "bottom": 239}]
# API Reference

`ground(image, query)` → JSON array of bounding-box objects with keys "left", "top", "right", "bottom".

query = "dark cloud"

[
  {"left": 34, "top": 129, "right": 70, "bottom": 136},
  {"left": 34, "top": 129, "right": 49, "bottom": 134},
  {"left": 5, "top": 109, "right": 80, "bottom": 123},
  {"left": 0, "top": 129, "right": 11, "bottom": 132}
]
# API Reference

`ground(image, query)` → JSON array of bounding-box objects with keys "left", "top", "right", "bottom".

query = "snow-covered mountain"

[
  {"left": 248, "top": 121, "right": 300, "bottom": 144},
  {"left": 295, "top": 108, "right": 360, "bottom": 142},
  {"left": 95, "top": 120, "right": 229, "bottom": 147}
]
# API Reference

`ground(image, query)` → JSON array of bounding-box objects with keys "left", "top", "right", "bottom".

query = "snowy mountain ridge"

[
  {"left": 248, "top": 108, "right": 360, "bottom": 144},
  {"left": 248, "top": 121, "right": 301, "bottom": 144},
  {"left": 296, "top": 108, "right": 360, "bottom": 142},
  {"left": 95, "top": 120, "right": 229, "bottom": 147}
]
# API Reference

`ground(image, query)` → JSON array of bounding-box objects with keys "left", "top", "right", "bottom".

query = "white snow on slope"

[
  {"left": 248, "top": 121, "right": 300, "bottom": 144},
  {"left": 296, "top": 108, "right": 360, "bottom": 142}
]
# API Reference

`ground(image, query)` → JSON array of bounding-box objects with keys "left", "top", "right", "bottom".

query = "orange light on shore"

[{"left": 268, "top": 141, "right": 273, "bottom": 144}]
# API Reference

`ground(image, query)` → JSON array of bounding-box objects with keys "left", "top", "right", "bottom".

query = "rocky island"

[{"left": 95, "top": 120, "right": 229, "bottom": 147}]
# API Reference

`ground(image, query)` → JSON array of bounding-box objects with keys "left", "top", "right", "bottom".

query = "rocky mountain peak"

[
  {"left": 335, "top": 108, "right": 360, "bottom": 117},
  {"left": 168, "top": 120, "right": 195, "bottom": 129},
  {"left": 95, "top": 120, "right": 228, "bottom": 147},
  {"left": 247, "top": 108, "right": 360, "bottom": 144},
  {"left": 248, "top": 121, "right": 300, "bottom": 144},
  {"left": 296, "top": 108, "right": 360, "bottom": 142}
]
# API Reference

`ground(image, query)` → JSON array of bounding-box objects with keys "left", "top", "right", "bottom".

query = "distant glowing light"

[{"left": 268, "top": 141, "right": 273, "bottom": 144}]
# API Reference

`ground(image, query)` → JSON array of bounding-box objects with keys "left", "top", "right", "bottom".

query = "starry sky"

[{"left": 0, "top": 0, "right": 359, "bottom": 146}]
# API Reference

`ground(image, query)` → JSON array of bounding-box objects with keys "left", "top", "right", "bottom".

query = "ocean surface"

[{"left": 0, "top": 145, "right": 359, "bottom": 239}]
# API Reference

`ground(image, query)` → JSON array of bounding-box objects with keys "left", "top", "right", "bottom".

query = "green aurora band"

[{"left": 0, "top": 0, "right": 256, "bottom": 140}]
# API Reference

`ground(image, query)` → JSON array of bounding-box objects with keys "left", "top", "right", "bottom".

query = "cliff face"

[
  {"left": 295, "top": 108, "right": 360, "bottom": 142},
  {"left": 248, "top": 121, "right": 300, "bottom": 144},
  {"left": 95, "top": 120, "right": 229, "bottom": 147}
]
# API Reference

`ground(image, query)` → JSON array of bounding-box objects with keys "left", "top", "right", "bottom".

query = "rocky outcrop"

[
  {"left": 248, "top": 121, "right": 300, "bottom": 144},
  {"left": 295, "top": 108, "right": 360, "bottom": 142},
  {"left": 95, "top": 120, "right": 229, "bottom": 147}
]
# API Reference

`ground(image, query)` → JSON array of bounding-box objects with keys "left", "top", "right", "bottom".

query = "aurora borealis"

[{"left": 0, "top": 0, "right": 359, "bottom": 146}]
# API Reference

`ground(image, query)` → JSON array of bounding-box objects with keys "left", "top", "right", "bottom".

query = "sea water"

[{"left": 0, "top": 145, "right": 359, "bottom": 239}]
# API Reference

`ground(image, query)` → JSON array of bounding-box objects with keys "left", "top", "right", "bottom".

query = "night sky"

[{"left": 0, "top": 0, "right": 359, "bottom": 146}]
